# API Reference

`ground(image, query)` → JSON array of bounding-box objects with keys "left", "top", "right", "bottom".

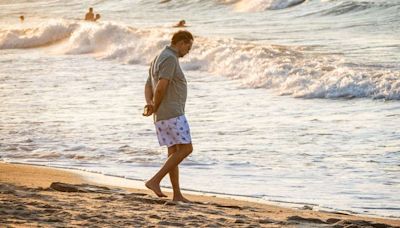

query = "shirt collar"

[{"left": 166, "top": 46, "right": 179, "bottom": 57}]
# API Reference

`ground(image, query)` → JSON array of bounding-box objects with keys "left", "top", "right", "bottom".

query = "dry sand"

[{"left": 1, "top": 162, "right": 399, "bottom": 227}]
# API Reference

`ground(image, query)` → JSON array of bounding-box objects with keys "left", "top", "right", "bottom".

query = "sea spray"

[
  {"left": 0, "top": 19, "right": 399, "bottom": 100},
  {"left": 0, "top": 20, "right": 77, "bottom": 49}
]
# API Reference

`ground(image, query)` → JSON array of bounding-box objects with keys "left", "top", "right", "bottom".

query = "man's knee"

[
  {"left": 186, "top": 144, "right": 193, "bottom": 154},
  {"left": 178, "top": 143, "right": 193, "bottom": 156},
  {"left": 168, "top": 145, "right": 177, "bottom": 156}
]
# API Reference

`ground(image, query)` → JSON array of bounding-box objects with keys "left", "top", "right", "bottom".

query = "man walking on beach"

[{"left": 143, "top": 30, "right": 194, "bottom": 202}]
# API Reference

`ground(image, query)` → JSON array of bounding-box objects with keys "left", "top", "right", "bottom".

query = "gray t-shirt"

[{"left": 146, "top": 46, "right": 187, "bottom": 122}]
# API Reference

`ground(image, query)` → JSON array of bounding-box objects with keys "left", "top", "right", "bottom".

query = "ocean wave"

[
  {"left": 222, "top": 0, "right": 400, "bottom": 15},
  {"left": 95, "top": 25, "right": 400, "bottom": 100},
  {"left": 155, "top": 0, "right": 305, "bottom": 11},
  {"left": 63, "top": 22, "right": 135, "bottom": 55},
  {"left": 0, "top": 20, "right": 77, "bottom": 49},
  {"left": 183, "top": 38, "right": 400, "bottom": 99},
  {"left": 321, "top": 1, "right": 375, "bottom": 16},
  {"left": 226, "top": 0, "right": 305, "bottom": 11},
  {"left": 1, "top": 20, "right": 399, "bottom": 100},
  {"left": 300, "top": 0, "right": 400, "bottom": 17}
]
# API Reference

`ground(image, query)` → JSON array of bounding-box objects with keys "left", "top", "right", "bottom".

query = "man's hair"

[
  {"left": 89, "top": 8, "right": 93, "bottom": 11},
  {"left": 171, "top": 30, "right": 193, "bottom": 45}
]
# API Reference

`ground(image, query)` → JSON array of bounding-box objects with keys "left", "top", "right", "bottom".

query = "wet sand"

[{"left": 1, "top": 162, "right": 399, "bottom": 227}]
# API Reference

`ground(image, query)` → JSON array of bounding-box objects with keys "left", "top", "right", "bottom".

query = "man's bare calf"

[{"left": 145, "top": 144, "right": 192, "bottom": 201}]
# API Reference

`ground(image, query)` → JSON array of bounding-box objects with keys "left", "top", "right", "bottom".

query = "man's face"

[{"left": 178, "top": 40, "right": 193, "bottom": 57}]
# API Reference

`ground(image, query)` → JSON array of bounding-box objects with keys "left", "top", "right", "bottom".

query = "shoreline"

[
  {"left": 1, "top": 162, "right": 399, "bottom": 227},
  {"left": 2, "top": 161, "right": 397, "bottom": 220}
]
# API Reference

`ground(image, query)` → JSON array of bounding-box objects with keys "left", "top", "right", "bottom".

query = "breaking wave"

[
  {"left": 230, "top": 0, "right": 306, "bottom": 11},
  {"left": 0, "top": 20, "right": 399, "bottom": 100},
  {"left": 0, "top": 20, "right": 77, "bottom": 49}
]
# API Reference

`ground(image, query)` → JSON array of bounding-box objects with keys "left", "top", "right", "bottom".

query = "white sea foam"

[
  {"left": 58, "top": 23, "right": 396, "bottom": 100},
  {"left": 0, "top": 20, "right": 76, "bottom": 49},
  {"left": 1, "top": 20, "right": 399, "bottom": 99},
  {"left": 63, "top": 22, "right": 135, "bottom": 55},
  {"left": 183, "top": 37, "right": 400, "bottom": 99}
]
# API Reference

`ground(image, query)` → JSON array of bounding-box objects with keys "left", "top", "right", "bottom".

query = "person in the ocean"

[
  {"left": 95, "top": 14, "right": 101, "bottom": 22},
  {"left": 174, "top": 20, "right": 186, "bottom": 28},
  {"left": 143, "top": 30, "right": 194, "bottom": 202},
  {"left": 20, "top": 15, "right": 24, "bottom": 23},
  {"left": 84, "top": 8, "right": 95, "bottom": 21}
]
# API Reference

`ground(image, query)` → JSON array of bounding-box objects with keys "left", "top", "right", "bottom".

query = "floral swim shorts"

[{"left": 155, "top": 115, "right": 192, "bottom": 147}]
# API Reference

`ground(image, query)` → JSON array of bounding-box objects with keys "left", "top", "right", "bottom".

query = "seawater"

[{"left": 0, "top": 0, "right": 399, "bottom": 217}]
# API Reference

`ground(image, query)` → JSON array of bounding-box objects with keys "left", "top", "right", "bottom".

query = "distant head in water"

[
  {"left": 95, "top": 14, "right": 101, "bottom": 21},
  {"left": 20, "top": 15, "right": 24, "bottom": 23},
  {"left": 174, "top": 20, "right": 186, "bottom": 28},
  {"left": 170, "top": 30, "right": 193, "bottom": 58}
]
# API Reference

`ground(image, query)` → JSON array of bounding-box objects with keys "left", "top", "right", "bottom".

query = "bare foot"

[
  {"left": 145, "top": 180, "right": 167, "bottom": 198},
  {"left": 173, "top": 195, "right": 190, "bottom": 203}
]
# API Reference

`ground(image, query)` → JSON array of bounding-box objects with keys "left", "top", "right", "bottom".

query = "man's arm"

[
  {"left": 152, "top": 56, "right": 175, "bottom": 111},
  {"left": 145, "top": 84, "right": 153, "bottom": 105},
  {"left": 144, "top": 56, "right": 174, "bottom": 116},
  {"left": 153, "top": 79, "right": 169, "bottom": 112},
  {"left": 143, "top": 75, "right": 154, "bottom": 116}
]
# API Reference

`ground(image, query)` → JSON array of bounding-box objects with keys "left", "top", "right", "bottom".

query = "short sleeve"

[
  {"left": 145, "top": 74, "right": 152, "bottom": 87},
  {"left": 158, "top": 56, "right": 177, "bottom": 80}
]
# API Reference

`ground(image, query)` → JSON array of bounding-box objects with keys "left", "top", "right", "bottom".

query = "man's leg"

[
  {"left": 168, "top": 145, "right": 190, "bottom": 202},
  {"left": 145, "top": 143, "right": 193, "bottom": 198}
]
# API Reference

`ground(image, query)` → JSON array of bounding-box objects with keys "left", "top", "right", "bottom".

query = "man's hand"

[{"left": 142, "top": 104, "right": 154, "bottom": 117}]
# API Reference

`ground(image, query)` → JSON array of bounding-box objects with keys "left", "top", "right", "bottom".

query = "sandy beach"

[{"left": 1, "top": 162, "right": 399, "bottom": 227}]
